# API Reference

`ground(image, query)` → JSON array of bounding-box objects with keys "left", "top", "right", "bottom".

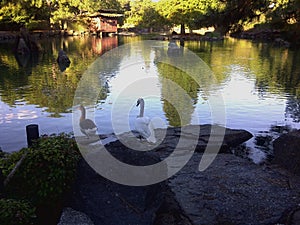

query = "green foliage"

[
  {"left": 68, "top": 20, "right": 88, "bottom": 32},
  {"left": 27, "top": 20, "right": 50, "bottom": 30},
  {"left": 0, "top": 2, "right": 29, "bottom": 24},
  {"left": 0, "top": 0, "right": 122, "bottom": 30},
  {"left": 265, "top": 0, "right": 300, "bottom": 28},
  {"left": 0, "top": 149, "right": 24, "bottom": 177},
  {"left": 0, "top": 198, "right": 36, "bottom": 225},
  {"left": 125, "top": 0, "right": 170, "bottom": 30},
  {"left": 0, "top": 0, "right": 299, "bottom": 34},
  {"left": 156, "top": 0, "right": 211, "bottom": 33},
  {"left": 2, "top": 133, "right": 81, "bottom": 205},
  {"left": 157, "top": 62, "right": 200, "bottom": 126}
]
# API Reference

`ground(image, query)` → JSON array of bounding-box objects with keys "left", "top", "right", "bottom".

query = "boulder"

[
  {"left": 57, "top": 49, "right": 71, "bottom": 72},
  {"left": 65, "top": 125, "right": 253, "bottom": 225},
  {"left": 273, "top": 129, "right": 300, "bottom": 175},
  {"left": 57, "top": 207, "right": 94, "bottom": 225},
  {"left": 76, "top": 125, "right": 253, "bottom": 155},
  {"left": 64, "top": 143, "right": 166, "bottom": 225},
  {"left": 15, "top": 27, "right": 41, "bottom": 54},
  {"left": 152, "top": 124, "right": 253, "bottom": 154},
  {"left": 169, "top": 153, "right": 300, "bottom": 225}
]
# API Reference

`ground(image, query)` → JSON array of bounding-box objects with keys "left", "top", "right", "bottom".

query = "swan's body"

[
  {"left": 78, "top": 105, "right": 97, "bottom": 138},
  {"left": 134, "top": 98, "right": 156, "bottom": 143}
]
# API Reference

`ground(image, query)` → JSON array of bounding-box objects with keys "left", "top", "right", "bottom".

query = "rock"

[
  {"left": 169, "top": 153, "right": 300, "bottom": 225},
  {"left": 167, "top": 40, "right": 183, "bottom": 57},
  {"left": 16, "top": 27, "right": 42, "bottom": 54},
  {"left": 63, "top": 144, "right": 166, "bottom": 225},
  {"left": 0, "top": 31, "right": 17, "bottom": 41},
  {"left": 76, "top": 125, "right": 252, "bottom": 155},
  {"left": 153, "top": 186, "right": 193, "bottom": 225},
  {"left": 272, "top": 129, "right": 300, "bottom": 175},
  {"left": 17, "top": 38, "right": 30, "bottom": 55},
  {"left": 63, "top": 125, "right": 253, "bottom": 224},
  {"left": 61, "top": 125, "right": 300, "bottom": 225},
  {"left": 57, "top": 207, "right": 94, "bottom": 225},
  {"left": 152, "top": 124, "right": 252, "bottom": 154},
  {"left": 274, "top": 38, "right": 290, "bottom": 48},
  {"left": 57, "top": 49, "right": 71, "bottom": 72}
]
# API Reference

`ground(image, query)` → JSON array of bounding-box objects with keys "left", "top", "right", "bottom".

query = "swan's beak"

[{"left": 136, "top": 101, "right": 140, "bottom": 107}]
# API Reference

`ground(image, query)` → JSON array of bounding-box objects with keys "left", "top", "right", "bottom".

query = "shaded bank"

[
  {"left": 59, "top": 125, "right": 300, "bottom": 225},
  {"left": 230, "top": 27, "right": 300, "bottom": 48}
]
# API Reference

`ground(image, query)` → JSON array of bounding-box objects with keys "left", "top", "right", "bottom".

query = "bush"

[
  {"left": 2, "top": 133, "right": 81, "bottom": 205},
  {"left": 27, "top": 20, "right": 50, "bottom": 31},
  {"left": 0, "top": 149, "right": 24, "bottom": 178},
  {"left": 68, "top": 20, "right": 88, "bottom": 33},
  {"left": 0, "top": 198, "right": 36, "bottom": 225}
]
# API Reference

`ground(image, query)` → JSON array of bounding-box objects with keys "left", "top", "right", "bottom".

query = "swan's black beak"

[{"left": 136, "top": 101, "right": 140, "bottom": 107}]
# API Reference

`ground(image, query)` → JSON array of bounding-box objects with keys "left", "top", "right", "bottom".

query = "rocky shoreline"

[
  {"left": 0, "top": 28, "right": 294, "bottom": 48},
  {"left": 230, "top": 28, "right": 293, "bottom": 48},
  {"left": 58, "top": 125, "right": 300, "bottom": 225},
  {"left": 0, "top": 31, "right": 18, "bottom": 41}
]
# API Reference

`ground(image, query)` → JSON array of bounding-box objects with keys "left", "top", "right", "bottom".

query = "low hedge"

[
  {"left": 0, "top": 198, "right": 36, "bottom": 225},
  {"left": 0, "top": 133, "right": 81, "bottom": 224}
]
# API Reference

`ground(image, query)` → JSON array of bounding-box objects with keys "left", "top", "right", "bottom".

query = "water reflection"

[
  {"left": 0, "top": 36, "right": 118, "bottom": 151},
  {"left": 91, "top": 36, "right": 118, "bottom": 55},
  {"left": 157, "top": 63, "right": 199, "bottom": 126},
  {"left": 0, "top": 36, "right": 119, "bottom": 115},
  {"left": 1, "top": 36, "right": 300, "bottom": 157},
  {"left": 14, "top": 52, "right": 40, "bottom": 71}
]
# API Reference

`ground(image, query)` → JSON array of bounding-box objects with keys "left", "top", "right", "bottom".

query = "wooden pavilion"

[{"left": 88, "top": 10, "right": 123, "bottom": 37}]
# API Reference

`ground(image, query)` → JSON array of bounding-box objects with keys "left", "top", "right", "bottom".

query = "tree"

[
  {"left": 124, "top": 0, "right": 169, "bottom": 31},
  {"left": 156, "top": 0, "right": 211, "bottom": 34},
  {"left": 192, "top": 0, "right": 269, "bottom": 34},
  {"left": 0, "top": 0, "right": 123, "bottom": 30},
  {"left": 265, "top": 0, "right": 300, "bottom": 28},
  {"left": 0, "top": 0, "right": 49, "bottom": 27}
]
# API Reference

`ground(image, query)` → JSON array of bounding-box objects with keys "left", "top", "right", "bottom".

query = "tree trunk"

[{"left": 180, "top": 24, "right": 185, "bottom": 35}]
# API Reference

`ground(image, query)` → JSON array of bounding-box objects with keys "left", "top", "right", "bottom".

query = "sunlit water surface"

[{"left": 1, "top": 36, "right": 300, "bottom": 164}]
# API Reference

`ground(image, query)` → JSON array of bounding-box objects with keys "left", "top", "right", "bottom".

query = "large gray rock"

[
  {"left": 64, "top": 146, "right": 166, "bottom": 225},
  {"left": 273, "top": 129, "right": 300, "bottom": 175},
  {"left": 57, "top": 207, "right": 94, "bottom": 225},
  {"left": 65, "top": 125, "right": 254, "bottom": 225},
  {"left": 115, "top": 124, "right": 253, "bottom": 154},
  {"left": 169, "top": 153, "right": 300, "bottom": 225}
]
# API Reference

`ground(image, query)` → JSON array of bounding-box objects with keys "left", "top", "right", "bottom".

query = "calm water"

[{"left": 1, "top": 35, "right": 300, "bottom": 163}]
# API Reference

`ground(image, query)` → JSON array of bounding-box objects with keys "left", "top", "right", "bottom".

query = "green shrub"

[
  {"left": 0, "top": 149, "right": 24, "bottom": 177},
  {"left": 27, "top": 20, "right": 50, "bottom": 31},
  {"left": 68, "top": 20, "right": 88, "bottom": 33},
  {"left": 2, "top": 133, "right": 81, "bottom": 205},
  {"left": 0, "top": 198, "right": 36, "bottom": 225}
]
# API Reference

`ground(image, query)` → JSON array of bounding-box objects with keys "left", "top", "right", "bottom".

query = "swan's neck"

[
  {"left": 139, "top": 100, "right": 145, "bottom": 117},
  {"left": 80, "top": 107, "right": 86, "bottom": 120}
]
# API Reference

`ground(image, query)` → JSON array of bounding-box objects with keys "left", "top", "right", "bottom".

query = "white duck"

[
  {"left": 78, "top": 105, "right": 97, "bottom": 138},
  {"left": 134, "top": 98, "right": 156, "bottom": 143}
]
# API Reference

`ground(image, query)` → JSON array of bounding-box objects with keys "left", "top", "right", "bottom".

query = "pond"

[{"left": 1, "top": 35, "right": 300, "bottom": 163}]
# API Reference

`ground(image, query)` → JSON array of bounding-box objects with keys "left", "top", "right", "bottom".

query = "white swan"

[
  {"left": 78, "top": 105, "right": 97, "bottom": 138},
  {"left": 134, "top": 98, "right": 156, "bottom": 143}
]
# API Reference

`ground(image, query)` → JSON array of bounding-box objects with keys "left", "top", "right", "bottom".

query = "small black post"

[{"left": 26, "top": 124, "right": 39, "bottom": 147}]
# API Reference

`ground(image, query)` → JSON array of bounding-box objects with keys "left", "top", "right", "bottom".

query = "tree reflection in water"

[{"left": 0, "top": 36, "right": 119, "bottom": 117}]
